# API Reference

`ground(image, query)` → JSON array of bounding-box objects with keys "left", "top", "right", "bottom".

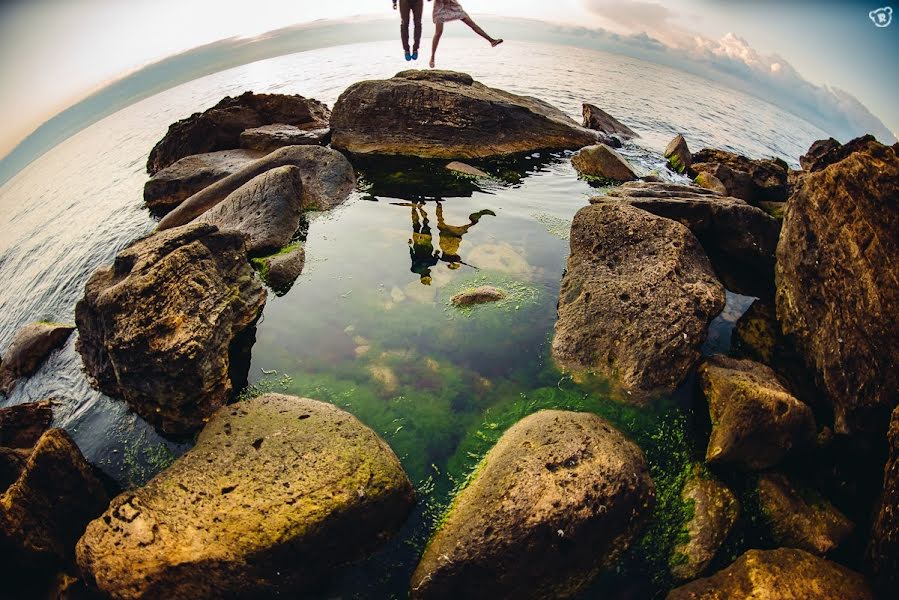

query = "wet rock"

[
  {"left": 0, "top": 447, "right": 30, "bottom": 490},
  {"left": 799, "top": 137, "right": 841, "bottom": 170},
  {"left": 143, "top": 149, "right": 266, "bottom": 214},
  {"left": 799, "top": 134, "right": 886, "bottom": 172},
  {"left": 157, "top": 145, "right": 355, "bottom": 230},
  {"left": 581, "top": 103, "right": 638, "bottom": 139},
  {"left": 255, "top": 244, "right": 305, "bottom": 295},
  {"left": 775, "top": 140, "right": 899, "bottom": 436},
  {"left": 330, "top": 70, "right": 597, "bottom": 159},
  {"left": 147, "top": 92, "right": 330, "bottom": 174},
  {"left": 666, "top": 548, "right": 873, "bottom": 600},
  {"left": 690, "top": 149, "right": 789, "bottom": 203},
  {"left": 450, "top": 285, "right": 506, "bottom": 307},
  {"left": 0, "top": 429, "right": 108, "bottom": 572},
  {"left": 77, "top": 394, "right": 414, "bottom": 599},
  {"left": 0, "top": 399, "right": 53, "bottom": 448},
  {"left": 694, "top": 172, "right": 726, "bottom": 194},
  {"left": 758, "top": 471, "right": 853, "bottom": 555},
  {"left": 700, "top": 355, "right": 815, "bottom": 470},
  {"left": 239, "top": 123, "right": 331, "bottom": 152},
  {"left": 572, "top": 144, "right": 638, "bottom": 181},
  {"left": 869, "top": 405, "right": 899, "bottom": 592},
  {"left": 446, "top": 161, "right": 489, "bottom": 178},
  {"left": 0, "top": 322, "right": 74, "bottom": 394},
  {"left": 552, "top": 203, "right": 724, "bottom": 399},
  {"left": 410, "top": 410, "right": 654, "bottom": 600},
  {"left": 75, "top": 223, "right": 266, "bottom": 435},
  {"left": 196, "top": 165, "right": 303, "bottom": 256},
  {"left": 670, "top": 465, "right": 740, "bottom": 581},
  {"left": 664, "top": 134, "right": 691, "bottom": 174}
]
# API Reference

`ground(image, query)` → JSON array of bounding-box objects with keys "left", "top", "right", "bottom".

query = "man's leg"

[
  {"left": 399, "top": 0, "right": 412, "bottom": 53},
  {"left": 412, "top": 0, "right": 423, "bottom": 53}
]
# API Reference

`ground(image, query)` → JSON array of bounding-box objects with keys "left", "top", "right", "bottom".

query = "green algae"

[{"left": 532, "top": 212, "right": 572, "bottom": 241}]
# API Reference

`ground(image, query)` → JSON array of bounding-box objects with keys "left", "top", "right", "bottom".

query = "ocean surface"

[{"left": 0, "top": 39, "right": 829, "bottom": 597}]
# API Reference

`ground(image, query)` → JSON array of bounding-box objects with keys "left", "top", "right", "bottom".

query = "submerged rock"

[
  {"left": 330, "top": 70, "right": 597, "bottom": 159},
  {"left": 0, "top": 322, "right": 74, "bottom": 394},
  {"left": 75, "top": 223, "right": 266, "bottom": 435},
  {"left": 450, "top": 285, "right": 506, "bottom": 307},
  {"left": 581, "top": 103, "right": 638, "bottom": 139},
  {"left": 670, "top": 466, "right": 740, "bottom": 582},
  {"left": 77, "top": 394, "right": 414, "bottom": 599},
  {"left": 143, "top": 149, "right": 266, "bottom": 214},
  {"left": 572, "top": 144, "right": 638, "bottom": 181},
  {"left": 446, "top": 161, "right": 489, "bottom": 178},
  {"left": 255, "top": 244, "right": 305, "bottom": 295},
  {"left": 552, "top": 203, "right": 724, "bottom": 399},
  {"left": 239, "top": 123, "right": 331, "bottom": 152},
  {"left": 0, "top": 399, "right": 53, "bottom": 448},
  {"left": 196, "top": 165, "right": 303, "bottom": 256},
  {"left": 758, "top": 471, "right": 853, "bottom": 555},
  {"left": 700, "top": 355, "right": 815, "bottom": 470},
  {"left": 775, "top": 140, "right": 899, "bottom": 436},
  {"left": 666, "top": 548, "right": 873, "bottom": 599},
  {"left": 664, "top": 134, "right": 691, "bottom": 174},
  {"left": 146, "top": 92, "right": 330, "bottom": 174},
  {"left": 870, "top": 405, "right": 899, "bottom": 592},
  {"left": 689, "top": 149, "right": 789, "bottom": 203},
  {"left": 410, "top": 410, "right": 653, "bottom": 600},
  {"left": 157, "top": 145, "right": 355, "bottom": 230}
]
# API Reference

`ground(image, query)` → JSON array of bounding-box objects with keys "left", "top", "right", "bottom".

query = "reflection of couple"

[
  {"left": 405, "top": 201, "right": 495, "bottom": 285},
  {"left": 392, "top": 0, "right": 503, "bottom": 68}
]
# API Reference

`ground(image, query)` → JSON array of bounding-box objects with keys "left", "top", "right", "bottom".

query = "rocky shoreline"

[{"left": 0, "top": 69, "right": 896, "bottom": 599}]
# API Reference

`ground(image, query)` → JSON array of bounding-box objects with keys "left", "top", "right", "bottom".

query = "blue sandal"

[{"left": 405, "top": 51, "right": 412, "bottom": 61}]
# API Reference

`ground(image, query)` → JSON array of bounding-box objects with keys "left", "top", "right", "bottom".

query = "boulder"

[
  {"left": 446, "top": 161, "right": 489, "bottom": 178},
  {"left": 450, "top": 285, "right": 506, "bottom": 307},
  {"left": 572, "top": 144, "right": 638, "bottom": 181},
  {"left": 330, "top": 70, "right": 598, "bottom": 159},
  {"left": 700, "top": 355, "right": 815, "bottom": 470},
  {"left": 77, "top": 394, "right": 414, "bottom": 599},
  {"left": 0, "top": 399, "right": 53, "bottom": 448},
  {"left": 0, "top": 429, "right": 108, "bottom": 572},
  {"left": 694, "top": 172, "right": 726, "bottom": 194},
  {"left": 157, "top": 145, "right": 355, "bottom": 230},
  {"left": 146, "top": 92, "right": 330, "bottom": 174},
  {"left": 666, "top": 548, "right": 873, "bottom": 600},
  {"left": 552, "top": 203, "right": 724, "bottom": 399},
  {"left": 239, "top": 123, "right": 331, "bottom": 152},
  {"left": 758, "top": 471, "right": 853, "bottom": 555},
  {"left": 670, "top": 466, "right": 740, "bottom": 581},
  {"left": 196, "top": 165, "right": 303, "bottom": 256},
  {"left": 775, "top": 140, "right": 899, "bottom": 436},
  {"left": 664, "top": 134, "right": 691, "bottom": 174},
  {"left": 869, "top": 405, "right": 899, "bottom": 592},
  {"left": 255, "top": 244, "right": 306, "bottom": 295},
  {"left": 75, "top": 223, "right": 266, "bottom": 435},
  {"left": 410, "top": 410, "right": 653, "bottom": 600},
  {"left": 581, "top": 103, "right": 638, "bottom": 139},
  {"left": 799, "top": 135, "right": 886, "bottom": 173},
  {"left": 0, "top": 322, "right": 74, "bottom": 394},
  {"left": 143, "top": 149, "right": 266, "bottom": 214},
  {"left": 689, "top": 149, "right": 789, "bottom": 203},
  {"left": 799, "top": 137, "right": 841, "bottom": 171}
]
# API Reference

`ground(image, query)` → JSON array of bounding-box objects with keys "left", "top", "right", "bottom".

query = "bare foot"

[
  {"left": 491, "top": 39, "right": 504, "bottom": 48},
  {"left": 429, "top": 57, "right": 436, "bottom": 68}
]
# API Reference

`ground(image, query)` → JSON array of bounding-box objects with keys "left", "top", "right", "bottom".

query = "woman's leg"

[
  {"left": 430, "top": 22, "right": 444, "bottom": 68},
  {"left": 461, "top": 16, "right": 502, "bottom": 46}
]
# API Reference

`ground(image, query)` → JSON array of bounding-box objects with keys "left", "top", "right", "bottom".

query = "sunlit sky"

[{"left": 0, "top": 0, "right": 896, "bottom": 157}]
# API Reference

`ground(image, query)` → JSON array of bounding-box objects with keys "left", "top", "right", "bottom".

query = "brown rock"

[
  {"left": 666, "top": 548, "right": 873, "bottom": 600},
  {"left": 75, "top": 223, "right": 266, "bottom": 435},
  {"left": 0, "top": 399, "right": 53, "bottom": 448},
  {"left": 0, "top": 322, "right": 74, "bottom": 394},
  {"left": 690, "top": 149, "right": 789, "bottom": 203},
  {"left": 410, "top": 410, "right": 653, "bottom": 600},
  {"left": 239, "top": 123, "right": 331, "bottom": 152},
  {"left": 0, "top": 447, "right": 30, "bottom": 491},
  {"left": 694, "top": 172, "right": 726, "bottom": 194},
  {"left": 799, "top": 137, "right": 841, "bottom": 170},
  {"left": 775, "top": 140, "right": 899, "bottom": 436},
  {"left": 799, "top": 134, "right": 886, "bottom": 172},
  {"left": 446, "top": 161, "right": 489, "bottom": 178},
  {"left": 869, "top": 405, "right": 899, "bottom": 593},
  {"left": 665, "top": 134, "right": 691, "bottom": 174},
  {"left": 552, "top": 203, "right": 724, "bottom": 399},
  {"left": 146, "top": 92, "right": 330, "bottom": 174},
  {"left": 572, "top": 144, "right": 638, "bottom": 181},
  {"left": 581, "top": 103, "right": 638, "bottom": 139},
  {"left": 330, "top": 70, "right": 598, "bottom": 159},
  {"left": 450, "top": 285, "right": 506, "bottom": 307},
  {"left": 256, "top": 244, "right": 306, "bottom": 295}
]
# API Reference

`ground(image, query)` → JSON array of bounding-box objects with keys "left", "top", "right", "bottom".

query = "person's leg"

[
  {"left": 461, "top": 16, "right": 502, "bottom": 46},
  {"left": 412, "top": 0, "right": 423, "bottom": 55},
  {"left": 399, "top": 0, "right": 412, "bottom": 54},
  {"left": 430, "top": 22, "right": 444, "bottom": 68}
]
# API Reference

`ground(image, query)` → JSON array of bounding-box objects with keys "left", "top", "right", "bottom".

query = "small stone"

[
  {"left": 446, "top": 161, "right": 489, "bottom": 178},
  {"left": 451, "top": 285, "right": 506, "bottom": 307},
  {"left": 665, "top": 134, "right": 691, "bottom": 174}
]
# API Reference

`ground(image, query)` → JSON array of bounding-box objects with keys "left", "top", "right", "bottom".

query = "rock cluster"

[{"left": 689, "top": 148, "right": 789, "bottom": 203}]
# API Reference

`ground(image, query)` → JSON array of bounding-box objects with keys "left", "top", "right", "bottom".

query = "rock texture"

[
  {"left": 196, "top": 165, "right": 303, "bottom": 256},
  {"left": 450, "top": 285, "right": 506, "bottom": 307},
  {"left": 758, "top": 471, "right": 853, "bottom": 555},
  {"left": 0, "top": 400, "right": 53, "bottom": 448},
  {"left": 256, "top": 244, "right": 305, "bottom": 295},
  {"left": 410, "top": 410, "right": 653, "bottom": 600},
  {"left": 157, "top": 145, "right": 355, "bottom": 230},
  {"left": 146, "top": 92, "right": 330, "bottom": 174},
  {"left": 552, "top": 203, "right": 724, "bottom": 399},
  {"left": 665, "top": 135, "right": 691, "bottom": 174},
  {"left": 0, "top": 322, "right": 74, "bottom": 394},
  {"left": 75, "top": 223, "right": 266, "bottom": 435},
  {"left": 143, "top": 149, "right": 266, "bottom": 214},
  {"left": 581, "top": 103, "right": 638, "bottom": 139},
  {"left": 666, "top": 548, "right": 873, "bottom": 600},
  {"left": 799, "top": 135, "right": 887, "bottom": 173},
  {"left": 239, "top": 124, "right": 330, "bottom": 152},
  {"left": 694, "top": 172, "right": 726, "bottom": 194},
  {"left": 799, "top": 137, "right": 841, "bottom": 171},
  {"left": 869, "top": 404, "right": 899, "bottom": 593},
  {"left": 330, "top": 70, "right": 597, "bottom": 159},
  {"left": 775, "top": 140, "right": 899, "bottom": 436},
  {"left": 77, "top": 394, "right": 414, "bottom": 599},
  {"left": 572, "top": 144, "right": 638, "bottom": 181},
  {"left": 700, "top": 355, "right": 815, "bottom": 470},
  {"left": 670, "top": 466, "right": 740, "bottom": 581},
  {"left": 690, "top": 149, "right": 789, "bottom": 203}
]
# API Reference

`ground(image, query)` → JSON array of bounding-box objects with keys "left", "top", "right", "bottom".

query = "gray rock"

[
  {"left": 689, "top": 149, "right": 789, "bottom": 203},
  {"left": 239, "top": 124, "right": 331, "bottom": 152},
  {"left": 0, "top": 322, "right": 74, "bottom": 394},
  {"left": 257, "top": 244, "right": 305, "bottom": 295},
  {"left": 582, "top": 103, "right": 638, "bottom": 139},
  {"left": 571, "top": 144, "right": 637, "bottom": 181}
]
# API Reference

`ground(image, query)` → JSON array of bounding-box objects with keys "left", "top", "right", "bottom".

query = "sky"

[{"left": 0, "top": 0, "right": 896, "bottom": 159}]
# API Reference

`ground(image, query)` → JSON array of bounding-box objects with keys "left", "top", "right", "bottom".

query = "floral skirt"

[{"left": 433, "top": 0, "right": 468, "bottom": 23}]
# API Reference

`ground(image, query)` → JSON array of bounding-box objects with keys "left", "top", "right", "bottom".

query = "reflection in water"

[{"left": 401, "top": 201, "right": 496, "bottom": 284}]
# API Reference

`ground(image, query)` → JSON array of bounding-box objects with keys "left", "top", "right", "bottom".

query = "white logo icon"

[{"left": 870, "top": 6, "right": 893, "bottom": 27}]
